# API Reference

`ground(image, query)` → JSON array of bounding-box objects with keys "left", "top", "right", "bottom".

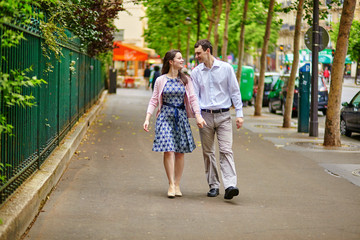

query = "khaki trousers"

[{"left": 199, "top": 111, "right": 237, "bottom": 189}]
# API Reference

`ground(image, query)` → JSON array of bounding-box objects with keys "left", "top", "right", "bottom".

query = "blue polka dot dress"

[{"left": 152, "top": 77, "right": 196, "bottom": 153}]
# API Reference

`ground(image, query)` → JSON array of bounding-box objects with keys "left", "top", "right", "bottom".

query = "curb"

[{"left": 0, "top": 91, "right": 108, "bottom": 240}]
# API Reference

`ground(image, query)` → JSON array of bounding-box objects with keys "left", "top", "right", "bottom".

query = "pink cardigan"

[{"left": 146, "top": 75, "right": 201, "bottom": 118}]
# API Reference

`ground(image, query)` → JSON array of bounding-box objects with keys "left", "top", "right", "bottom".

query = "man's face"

[{"left": 195, "top": 46, "right": 208, "bottom": 63}]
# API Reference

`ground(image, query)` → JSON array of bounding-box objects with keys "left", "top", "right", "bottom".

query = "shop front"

[{"left": 113, "top": 41, "right": 153, "bottom": 87}]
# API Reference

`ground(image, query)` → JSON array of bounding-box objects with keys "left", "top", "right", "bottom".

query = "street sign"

[
  {"left": 299, "top": 62, "right": 311, "bottom": 73},
  {"left": 304, "top": 26, "right": 329, "bottom": 52}
]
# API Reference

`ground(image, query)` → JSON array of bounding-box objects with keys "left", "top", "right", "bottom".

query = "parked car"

[
  {"left": 268, "top": 74, "right": 328, "bottom": 117},
  {"left": 340, "top": 90, "right": 360, "bottom": 137},
  {"left": 252, "top": 72, "right": 281, "bottom": 106}
]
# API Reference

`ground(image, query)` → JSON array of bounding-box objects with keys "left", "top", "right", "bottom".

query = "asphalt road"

[
  {"left": 23, "top": 88, "right": 360, "bottom": 240},
  {"left": 341, "top": 85, "right": 359, "bottom": 103}
]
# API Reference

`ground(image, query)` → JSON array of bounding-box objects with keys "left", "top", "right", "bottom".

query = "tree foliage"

[
  {"left": 144, "top": 0, "right": 281, "bottom": 62},
  {"left": 330, "top": 19, "right": 360, "bottom": 82},
  {"left": 254, "top": 0, "right": 276, "bottom": 116},
  {"left": 330, "top": 20, "right": 360, "bottom": 61},
  {"left": 236, "top": 0, "right": 249, "bottom": 82},
  {"left": 0, "top": 0, "right": 47, "bottom": 134},
  {"left": 66, "top": 0, "right": 126, "bottom": 56},
  {"left": 0, "top": 0, "right": 129, "bottom": 134},
  {"left": 281, "top": 0, "right": 342, "bottom": 26},
  {"left": 35, "top": 0, "right": 127, "bottom": 57},
  {"left": 346, "top": 21, "right": 360, "bottom": 63},
  {"left": 143, "top": 0, "right": 196, "bottom": 57}
]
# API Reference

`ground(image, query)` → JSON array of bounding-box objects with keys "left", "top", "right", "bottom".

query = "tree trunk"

[
  {"left": 186, "top": 26, "right": 191, "bottom": 66},
  {"left": 197, "top": 0, "right": 201, "bottom": 41},
  {"left": 198, "top": 0, "right": 213, "bottom": 40},
  {"left": 324, "top": 0, "right": 356, "bottom": 146},
  {"left": 355, "top": 60, "right": 359, "bottom": 84},
  {"left": 236, "top": 0, "right": 249, "bottom": 84},
  {"left": 177, "top": 29, "right": 181, "bottom": 50},
  {"left": 207, "top": 0, "right": 217, "bottom": 39},
  {"left": 221, "top": 0, "right": 231, "bottom": 62},
  {"left": 283, "top": 0, "right": 304, "bottom": 128},
  {"left": 213, "top": 0, "right": 223, "bottom": 57},
  {"left": 254, "top": 0, "right": 275, "bottom": 116}
]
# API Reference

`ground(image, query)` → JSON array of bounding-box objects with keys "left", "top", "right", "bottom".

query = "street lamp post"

[{"left": 310, "top": 0, "right": 319, "bottom": 137}]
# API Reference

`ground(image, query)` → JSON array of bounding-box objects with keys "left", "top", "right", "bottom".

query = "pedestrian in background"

[
  {"left": 144, "top": 64, "right": 151, "bottom": 90},
  {"left": 323, "top": 66, "right": 330, "bottom": 83},
  {"left": 143, "top": 49, "right": 206, "bottom": 198},
  {"left": 151, "top": 65, "right": 161, "bottom": 91},
  {"left": 190, "top": 39, "right": 244, "bottom": 200}
]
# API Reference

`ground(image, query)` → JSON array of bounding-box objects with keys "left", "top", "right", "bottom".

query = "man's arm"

[{"left": 227, "top": 65, "right": 243, "bottom": 118}]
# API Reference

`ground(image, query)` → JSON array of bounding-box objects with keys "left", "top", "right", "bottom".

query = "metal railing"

[{"left": 0, "top": 21, "right": 104, "bottom": 204}]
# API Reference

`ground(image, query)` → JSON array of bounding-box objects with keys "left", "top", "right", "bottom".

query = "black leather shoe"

[
  {"left": 207, "top": 188, "right": 219, "bottom": 197},
  {"left": 224, "top": 186, "right": 239, "bottom": 200}
]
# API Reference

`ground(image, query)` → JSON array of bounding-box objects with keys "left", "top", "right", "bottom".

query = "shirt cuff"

[{"left": 236, "top": 109, "right": 244, "bottom": 118}]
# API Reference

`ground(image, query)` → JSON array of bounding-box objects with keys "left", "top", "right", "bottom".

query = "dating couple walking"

[{"left": 143, "top": 39, "right": 244, "bottom": 200}]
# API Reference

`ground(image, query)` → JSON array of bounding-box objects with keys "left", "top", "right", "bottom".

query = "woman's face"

[{"left": 170, "top": 52, "right": 184, "bottom": 70}]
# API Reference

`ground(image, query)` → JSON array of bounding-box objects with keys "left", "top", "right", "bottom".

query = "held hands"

[
  {"left": 195, "top": 114, "right": 207, "bottom": 128},
  {"left": 236, "top": 117, "right": 244, "bottom": 129}
]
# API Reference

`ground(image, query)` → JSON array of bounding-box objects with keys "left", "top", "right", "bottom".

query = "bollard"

[{"left": 109, "top": 68, "right": 117, "bottom": 94}]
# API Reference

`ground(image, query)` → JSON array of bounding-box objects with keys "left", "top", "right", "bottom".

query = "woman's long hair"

[{"left": 161, "top": 49, "right": 188, "bottom": 85}]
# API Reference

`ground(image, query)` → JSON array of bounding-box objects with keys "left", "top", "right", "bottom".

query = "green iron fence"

[{"left": 0, "top": 21, "right": 104, "bottom": 204}]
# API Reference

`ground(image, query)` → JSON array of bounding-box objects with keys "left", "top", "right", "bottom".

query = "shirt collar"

[{"left": 200, "top": 57, "right": 220, "bottom": 71}]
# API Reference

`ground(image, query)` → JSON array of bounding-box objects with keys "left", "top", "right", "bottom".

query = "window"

[{"left": 351, "top": 92, "right": 360, "bottom": 107}]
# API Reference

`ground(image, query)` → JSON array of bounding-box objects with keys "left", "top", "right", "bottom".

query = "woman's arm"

[
  {"left": 186, "top": 78, "right": 201, "bottom": 115},
  {"left": 146, "top": 77, "right": 161, "bottom": 115},
  {"left": 144, "top": 78, "right": 161, "bottom": 132},
  {"left": 187, "top": 77, "right": 206, "bottom": 128},
  {"left": 143, "top": 113, "right": 152, "bottom": 132}
]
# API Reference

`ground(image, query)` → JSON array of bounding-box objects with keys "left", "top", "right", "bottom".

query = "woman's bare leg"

[
  {"left": 174, "top": 153, "right": 184, "bottom": 196},
  {"left": 163, "top": 152, "right": 175, "bottom": 197}
]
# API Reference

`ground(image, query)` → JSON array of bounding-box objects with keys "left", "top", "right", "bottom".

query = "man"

[
  {"left": 151, "top": 65, "right": 161, "bottom": 91},
  {"left": 323, "top": 67, "right": 330, "bottom": 83},
  {"left": 190, "top": 39, "right": 244, "bottom": 200},
  {"left": 144, "top": 64, "right": 151, "bottom": 90}
]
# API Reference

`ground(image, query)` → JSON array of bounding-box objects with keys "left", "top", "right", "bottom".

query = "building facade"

[
  {"left": 276, "top": 0, "right": 360, "bottom": 74},
  {"left": 113, "top": 3, "right": 157, "bottom": 78}
]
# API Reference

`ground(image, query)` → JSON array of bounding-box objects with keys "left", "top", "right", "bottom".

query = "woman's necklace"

[
  {"left": 167, "top": 75, "right": 178, "bottom": 79},
  {"left": 167, "top": 72, "right": 178, "bottom": 79}
]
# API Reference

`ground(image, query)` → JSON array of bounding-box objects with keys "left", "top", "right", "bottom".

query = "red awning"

[{"left": 113, "top": 41, "right": 148, "bottom": 61}]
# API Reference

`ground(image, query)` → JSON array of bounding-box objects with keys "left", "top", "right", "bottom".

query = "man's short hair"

[
  {"left": 154, "top": 65, "right": 160, "bottom": 71},
  {"left": 194, "top": 39, "right": 213, "bottom": 55}
]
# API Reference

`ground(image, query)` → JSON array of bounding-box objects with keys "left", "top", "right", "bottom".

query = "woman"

[{"left": 143, "top": 50, "right": 206, "bottom": 198}]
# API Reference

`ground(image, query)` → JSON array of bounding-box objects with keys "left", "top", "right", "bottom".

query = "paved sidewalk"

[
  {"left": 342, "top": 76, "right": 360, "bottom": 87},
  {"left": 21, "top": 87, "right": 360, "bottom": 239}
]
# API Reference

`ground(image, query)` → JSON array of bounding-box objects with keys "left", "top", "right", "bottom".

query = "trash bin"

[
  {"left": 240, "top": 66, "right": 255, "bottom": 105},
  {"left": 109, "top": 68, "right": 117, "bottom": 94}
]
